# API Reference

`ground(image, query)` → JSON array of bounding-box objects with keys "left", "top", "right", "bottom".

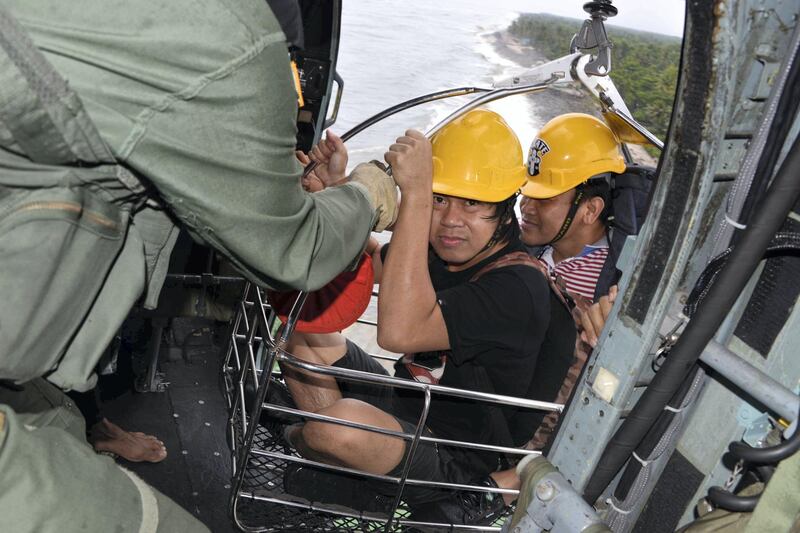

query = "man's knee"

[
  {"left": 302, "top": 398, "right": 396, "bottom": 452},
  {"left": 286, "top": 332, "right": 348, "bottom": 365}
]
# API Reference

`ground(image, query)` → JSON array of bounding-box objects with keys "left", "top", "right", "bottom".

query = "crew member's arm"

[
  {"left": 10, "top": 0, "right": 391, "bottom": 293},
  {"left": 378, "top": 131, "right": 449, "bottom": 353},
  {"left": 122, "top": 33, "right": 387, "bottom": 293}
]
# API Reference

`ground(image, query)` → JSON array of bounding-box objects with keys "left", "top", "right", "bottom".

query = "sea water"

[
  {"left": 335, "top": 0, "right": 540, "bottom": 164},
  {"left": 334, "top": 0, "right": 684, "bottom": 164}
]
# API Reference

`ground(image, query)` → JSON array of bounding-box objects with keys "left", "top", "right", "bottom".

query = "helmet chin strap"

[{"left": 547, "top": 189, "right": 584, "bottom": 245}]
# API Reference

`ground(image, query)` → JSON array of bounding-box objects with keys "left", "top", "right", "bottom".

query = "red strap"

[
  {"left": 402, "top": 352, "right": 448, "bottom": 385},
  {"left": 468, "top": 251, "right": 593, "bottom": 452}
]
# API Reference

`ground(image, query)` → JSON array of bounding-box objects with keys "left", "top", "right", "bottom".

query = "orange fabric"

[{"left": 268, "top": 253, "right": 374, "bottom": 333}]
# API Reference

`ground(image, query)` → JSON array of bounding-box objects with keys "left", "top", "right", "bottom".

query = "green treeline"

[{"left": 509, "top": 13, "right": 681, "bottom": 144}]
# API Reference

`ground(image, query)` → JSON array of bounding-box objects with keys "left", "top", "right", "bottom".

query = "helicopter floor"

[{"left": 98, "top": 327, "right": 236, "bottom": 533}]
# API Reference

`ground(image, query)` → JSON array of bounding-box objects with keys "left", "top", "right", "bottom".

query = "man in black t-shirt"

[{"left": 279, "top": 109, "right": 574, "bottom": 512}]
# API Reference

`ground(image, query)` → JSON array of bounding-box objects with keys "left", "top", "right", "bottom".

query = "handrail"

[
  {"left": 388, "top": 386, "right": 431, "bottom": 531},
  {"left": 278, "top": 351, "right": 563, "bottom": 412},
  {"left": 425, "top": 82, "right": 549, "bottom": 138},
  {"left": 264, "top": 404, "right": 543, "bottom": 457},
  {"left": 367, "top": 352, "right": 397, "bottom": 362}
]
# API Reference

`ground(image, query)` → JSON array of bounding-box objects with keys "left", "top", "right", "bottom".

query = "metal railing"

[
  {"left": 218, "top": 39, "right": 668, "bottom": 531},
  {"left": 223, "top": 283, "right": 563, "bottom": 532}
]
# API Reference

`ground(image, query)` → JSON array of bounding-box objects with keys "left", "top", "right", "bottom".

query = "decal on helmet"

[{"left": 527, "top": 138, "right": 550, "bottom": 176}]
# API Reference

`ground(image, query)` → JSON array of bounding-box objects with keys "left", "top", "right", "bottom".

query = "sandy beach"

[{"left": 488, "top": 30, "right": 597, "bottom": 112}]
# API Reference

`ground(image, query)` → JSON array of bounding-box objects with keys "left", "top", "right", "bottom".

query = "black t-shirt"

[{"left": 383, "top": 238, "right": 573, "bottom": 473}]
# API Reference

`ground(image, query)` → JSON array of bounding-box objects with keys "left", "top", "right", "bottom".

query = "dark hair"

[
  {"left": 576, "top": 176, "right": 612, "bottom": 225},
  {"left": 484, "top": 192, "right": 521, "bottom": 245}
]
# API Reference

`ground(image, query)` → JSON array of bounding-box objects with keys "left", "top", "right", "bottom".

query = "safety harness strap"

[
  {"left": 0, "top": 6, "right": 144, "bottom": 194},
  {"left": 470, "top": 250, "right": 573, "bottom": 311},
  {"left": 471, "top": 251, "right": 593, "bottom": 452}
]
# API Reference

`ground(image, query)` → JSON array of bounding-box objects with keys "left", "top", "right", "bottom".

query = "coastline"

[
  {"left": 486, "top": 29, "right": 598, "bottom": 117},
  {"left": 487, "top": 28, "right": 658, "bottom": 166}
]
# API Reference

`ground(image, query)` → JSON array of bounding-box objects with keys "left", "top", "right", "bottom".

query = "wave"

[
  {"left": 341, "top": 5, "right": 545, "bottom": 159},
  {"left": 475, "top": 17, "right": 542, "bottom": 147}
]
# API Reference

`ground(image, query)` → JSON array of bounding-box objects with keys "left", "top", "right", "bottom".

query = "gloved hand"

[{"left": 349, "top": 161, "right": 399, "bottom": 232}]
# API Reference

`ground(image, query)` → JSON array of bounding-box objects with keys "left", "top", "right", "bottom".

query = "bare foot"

[{"left": 89, "top": 418, "right": 167, "bottom": 463}]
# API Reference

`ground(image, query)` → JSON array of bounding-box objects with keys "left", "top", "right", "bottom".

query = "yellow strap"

[
  {"left": 0, "top": 411, "right": 5, "bottom": 433},
  {"left": 290, "top": 60, "right": 305, "bottom": 108}
]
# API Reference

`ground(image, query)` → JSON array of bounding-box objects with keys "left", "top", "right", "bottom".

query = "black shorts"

[{"left": 332, "top": 341, "right": 475, "bottom": 504}]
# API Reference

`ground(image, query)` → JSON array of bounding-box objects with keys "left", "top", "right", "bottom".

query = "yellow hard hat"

[
  {"left": 431, "top": 109, "right": 527, "bottom": 203},
  {"left": 521, "top": 113, "right": 626, "bottom": 199}
]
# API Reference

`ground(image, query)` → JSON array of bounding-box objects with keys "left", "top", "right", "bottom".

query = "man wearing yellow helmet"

[
  {"left": 276, "top": 109, "right": 574, "bottom": 520},
  {"left": 425, "top": 114, "right": 630, "bottom": 526},
  {"left": 519, "top": 112, "right": 627, "bottom": 301}
]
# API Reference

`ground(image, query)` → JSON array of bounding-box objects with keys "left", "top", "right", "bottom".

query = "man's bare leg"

[
  {"left": 282, "top": 332, "right": 407, "bottom": 474},
  {"left": 490, "top": 469, "right": 521, "bottom": 505},
  {"left": 282, "top": 332, "right": 350, "bottom": 413},
  {"left": 89, "top": 418, "right": 167, "bottom": 463}
]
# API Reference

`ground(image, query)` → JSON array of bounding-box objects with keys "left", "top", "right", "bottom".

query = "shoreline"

[
  {"left": 486, "top": 29, "right": 599, "bottom": 117},
  {"left": 487, "top": 28, "right": 658, "bottom": 166}
]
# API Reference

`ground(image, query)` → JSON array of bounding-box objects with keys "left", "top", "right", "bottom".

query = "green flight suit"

[
  {"left": 0, "top": 0, "right": 376, "bottom": 530},
  {"left": 0, "top": 380, "right": 207, "bottom": 532},
  {"left": 1, "top": 0, "right": 375, "bottom": 294}
]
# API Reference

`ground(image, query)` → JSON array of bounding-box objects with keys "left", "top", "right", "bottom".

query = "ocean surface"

[
  {"left": 332, "top": 0, "right": 683, "bottom": 165},
  {"left": 334, "top": 0, "right": 542, "bottom": 165}
]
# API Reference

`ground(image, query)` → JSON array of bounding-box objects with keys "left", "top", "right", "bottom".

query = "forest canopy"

[{"left": 509, "top": 13, "right": 681, "bottom": 144}]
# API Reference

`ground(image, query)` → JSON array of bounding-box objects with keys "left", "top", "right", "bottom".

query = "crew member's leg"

[
  {"left": 282, "top": 332, "right": 406, "bottom": 475},
  {"left": 89, "top": 417, "right": 167, "bottom": 463},
  {"left": 0, "top": 379, "right": 208, "bottom": 532},
  {"left": 69, "top": 387, "right": 167, "bottom": 463}
]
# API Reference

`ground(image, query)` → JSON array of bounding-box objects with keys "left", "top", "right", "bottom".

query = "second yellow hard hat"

[{"left": 522, "top": 113, "right": 626, "bottom": 199}]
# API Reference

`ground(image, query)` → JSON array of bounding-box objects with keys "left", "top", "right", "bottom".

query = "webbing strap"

[
  {"left": 467, "top": 250, "right": 579, "bottom": 452},
  {"left": 548, "top": 188, "right": 585, "bottom": 245},
  {"left": 0, "top": 9, "right": 72, "bottom": 164},
  {"left": 470, "top": 251, "right": 586, "bottom": 452},
  {"left": 470, "top": 251, "right": 573, "bottom": 311},
  {"left": 0, "top": 7, "right": 144, "bottom": 193}
]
